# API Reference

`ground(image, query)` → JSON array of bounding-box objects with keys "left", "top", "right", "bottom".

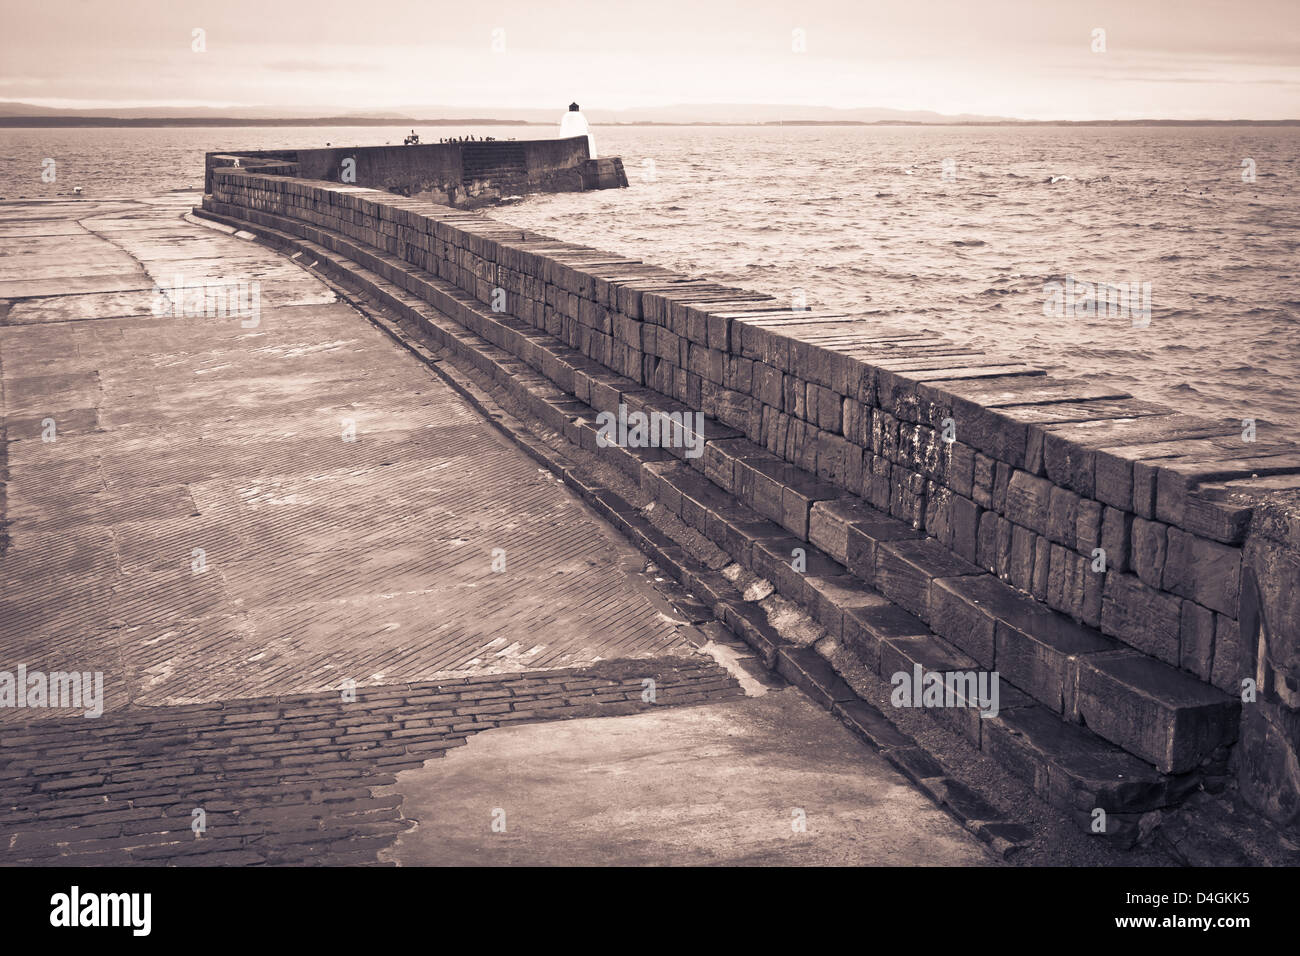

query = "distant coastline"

[{"left": 3, "top": 116, "right": 1298, "bottom": 128}]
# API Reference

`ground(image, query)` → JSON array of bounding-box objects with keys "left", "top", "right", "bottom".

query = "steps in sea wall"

[
  {"left": 193, "top": 203, "right": 1175, "bottom": 847},
  {"left": 200, "top": 168, "right": 1300, "bottom": 836}
]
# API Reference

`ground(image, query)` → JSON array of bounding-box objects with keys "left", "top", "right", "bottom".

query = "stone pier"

[
  {"left": 206, "top": 136, "right": 628, "bottom": 209},
  {"left": 0, "top": 194, "right": 996, "bottom": 866},
  {"left": 194, "top": 166, "right": 1300, "bottom": 849}
]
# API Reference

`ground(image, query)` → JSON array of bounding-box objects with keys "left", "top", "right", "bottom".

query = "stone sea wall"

[
  {"left": 206, "top": 136, "right": 623, "bottom": 207},
  {"left": 206, "top": 169, "right": 1300, "bottom": 828}
]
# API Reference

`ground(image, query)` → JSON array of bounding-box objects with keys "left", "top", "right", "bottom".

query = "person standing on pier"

[{"left": 560, "top": 101, "right": 596, "bottom": 158}]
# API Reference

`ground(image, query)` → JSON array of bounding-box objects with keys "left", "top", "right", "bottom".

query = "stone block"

[
  {"left": 1179, "top": 601, "right": 1216, "bottom": 681},
  {"left": 808, "top": 497, "right": 887, "bottom": 565},
  {"left": 1075, "top": 498, "right": 1103, "bottom": 557},
  {"left": 1210, "top": 614, "right": 1242, "bottom": 694},
  {"left": 1100, "top": 506, "right": 1132, "bottom": 573},
  {"left": 1047, "top": 486, "right": 1080, "bottom": 547},
  {"left": 1008, "top": 525, "right": 1037, "bottom": 591},
  {"left": 929, "top": 577, "right": 997, "bottom": 665},
  {"left": 1163, "top": 529, "right": 1242, "bottom": 617},
  {"left": 842, "top": 603, "right": 931, "bottom": 672},
  {"left": 1074, "top": 651, "right": 1239, "bottom": 773},
  {"left": 1042, "top": 432, "right": 1096, "bottom": 498},
  {"left": 1131, "top": 517, "right": 1168, "bottom": 589},
  {"left": 844, "top": 511, "right": 924, "bottom": 583},
  {"left": 949, "top": 494, "right": 981, "bottom": 564},
  {"left": 873, "top": 537, "right": 983, "bottom": 621},
  {"left": 973, "top": 452, "right": 996, "bottom": 509},
  {"left": 1100, "top": 573, "right": 1182, "bottom": 666},
  {"left": 1005, "top": 470, "right": 1052, "bottom": 536}
]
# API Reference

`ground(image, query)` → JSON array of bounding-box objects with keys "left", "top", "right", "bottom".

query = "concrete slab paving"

[
  {"left": 379, "top": 688, "right": 995, "bottom": 866},
  {"left": 4, "top": 290, "right": 163, "bottom": 324},
  {"left": 0, "top": 273, "right": 155, "bottom": 298},
  {"left": 0, "top": 196, "right": 698, "bottom": 713}
]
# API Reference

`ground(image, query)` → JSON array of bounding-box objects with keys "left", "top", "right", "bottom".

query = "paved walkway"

[
  {"left": 0, "top": 194, "right": 992, "bottom": 865},
  {"left": 1, "top": 193, "right": 690, "bottom": 712},
  {"left": 380, "top": 690, "right": 993, "bottom": 866}
]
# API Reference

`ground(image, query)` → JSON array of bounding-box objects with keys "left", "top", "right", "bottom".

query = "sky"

[{"left": 2, "top": 0, "right": 1298, "bottom": 120}]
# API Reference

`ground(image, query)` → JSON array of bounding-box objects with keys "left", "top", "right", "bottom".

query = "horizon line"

[{"left": 3, "top": 116, "right": 1298, "bottom": 128}]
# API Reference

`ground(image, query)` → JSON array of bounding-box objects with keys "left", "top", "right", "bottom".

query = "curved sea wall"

[{"left": 204, "top": 168, "right": 1300, "bottom": 834}]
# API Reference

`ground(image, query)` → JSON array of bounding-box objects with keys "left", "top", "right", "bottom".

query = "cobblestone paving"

[{"left": 0, "top": 660, "right": 741, "bottom": 865}]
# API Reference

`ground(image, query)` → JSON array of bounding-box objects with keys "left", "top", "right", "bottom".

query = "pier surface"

[{"left": 0, "top": 195, "right": 989, "bottom": 865}]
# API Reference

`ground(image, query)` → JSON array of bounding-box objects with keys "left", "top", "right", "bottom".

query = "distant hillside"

[
  {"left": 1, "top": 101, "right": 1295, "bottom": 127},
  {"left": 0, "top": 101, "right": 1013, "bottom": 126}
]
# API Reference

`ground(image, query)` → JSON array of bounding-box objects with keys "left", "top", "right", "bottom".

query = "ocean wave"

[{"left": 483, "top": 127, "right": 1298, "bottom": 422}]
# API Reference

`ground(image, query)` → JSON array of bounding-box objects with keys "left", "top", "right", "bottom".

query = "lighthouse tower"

[{"left": 560, "top": 102, "right": 596, "bottom": 159}]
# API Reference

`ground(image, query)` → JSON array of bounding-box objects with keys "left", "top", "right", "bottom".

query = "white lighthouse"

[{"left": 560, "top": 102, "right": 596, "bottom": 159}]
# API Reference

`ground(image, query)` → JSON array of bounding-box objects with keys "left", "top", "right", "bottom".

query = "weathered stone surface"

[
  {"left": 925, "top": 481, "right": 955, "bottom": 549},
  {"left": 922, "top": 376, "right": 1128, "bottom": 410},
  {"left": 1045, "top": 544, "right": 1090, "bottom": 622},
  {"left": 992, "top": 461, "right": 1012, "bottom": 513},
  {"left": 1100, "top": 506, "right": 1132, "bottom": 574},
  {"left": 1211, "top": 614, "right": 1243, "bottom": 695},
  {"left": 972, "top": 452, "right": 996, "bottom": 509},
  {"left": 1046, "top": 486, "right": 1080, "bottom": 548},
  {"left": 1155, "top": 452, "right": 1300, "bottom": 528},
  {"left": 1093, "top": 451, "right": 1134, "bottom": 511},
  {"left": 1182, "top": 486, "right": 1255, "bottom": 544},
  {"left": 804, "top": 575, "right": 889, "bottom": 639},
  {"left": 929, "top": 578, "right": 997, "bottom": 665},
  {"left": 1008, "top": 524, "right": 1037, "bottom": 591},
  {"left": 753, "top": 538, "right": 841, "bottom": 608},
  {"left": 831, "top": 697, "right": 915, "bottom": 751},
  {"left": 974, "top": 509, "right": 998, "bottom": 574},
  {"left": 878, "top": 631, "right": 990, "bottom": 741},
  {"left": 1075, "top": 498, "right": 1103, "bottom": 557},
  {"left": 949, "top": 494, "right": 981, "bottom": 563},
  {"left": 1074, "top": 651, "right": 1239, "bottom": 774},
  {"left": 873, "top": 538, "right": 982, "bottom": 621},
  {"left": 843, "top": 510, "right": 924, "bottom": 582},
  {"left": 1163, "top": 528, "right": 1242, "bottom": 617},
  {"left": 734, "top": 455, "right": 791, "bottom": 524},
  {"left": 776, "top": 645, "right": 857, "bottom": 708},
  {"left": 1082, "top": 560, "right": 1104, "bottom": 628},
  {"left": 1236, "top": 703, "right": 1300, "bottom": 828},
  {"left": 981, "top": 705, "right": 1171, "bottom": 813},
  {"left": 1179, "top": 601, "right": 1216, "bottom": 682},
  {"left": 1031, "top": 535, "right": 1051, "bottom": 602},
  {"left": 879, "top": 632, "right": 980, "bottom": 682},
  {"left": 1101, "top": 573, "right": 1182, "bottom": 666},
  {"left": 842, "top": 603, "right": 930, "bottom": 670},
  {"left": 1242, "top": 525, "right": 1300, "bottom": 704},
  {"left": 1131, "top": 518, "right": 1168, "bottom": 589},
  {"left": 984, "top": 585, "right": 1117, "bottom": 715},
  {"left": 932, "top": 395, "right": 1028, "bottom": 465},
  {"left": 1040, "top": 430, "right": 1096, "bottom": 498},
  {"left": 1005, "top": 470, "right": 1052, "bottom": 536},
  {"left": 809, "top": 497, "right": 890, "bottom": 566},
  {"left": 946, "top": 441, "right": 976, "bottom": 498}
]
